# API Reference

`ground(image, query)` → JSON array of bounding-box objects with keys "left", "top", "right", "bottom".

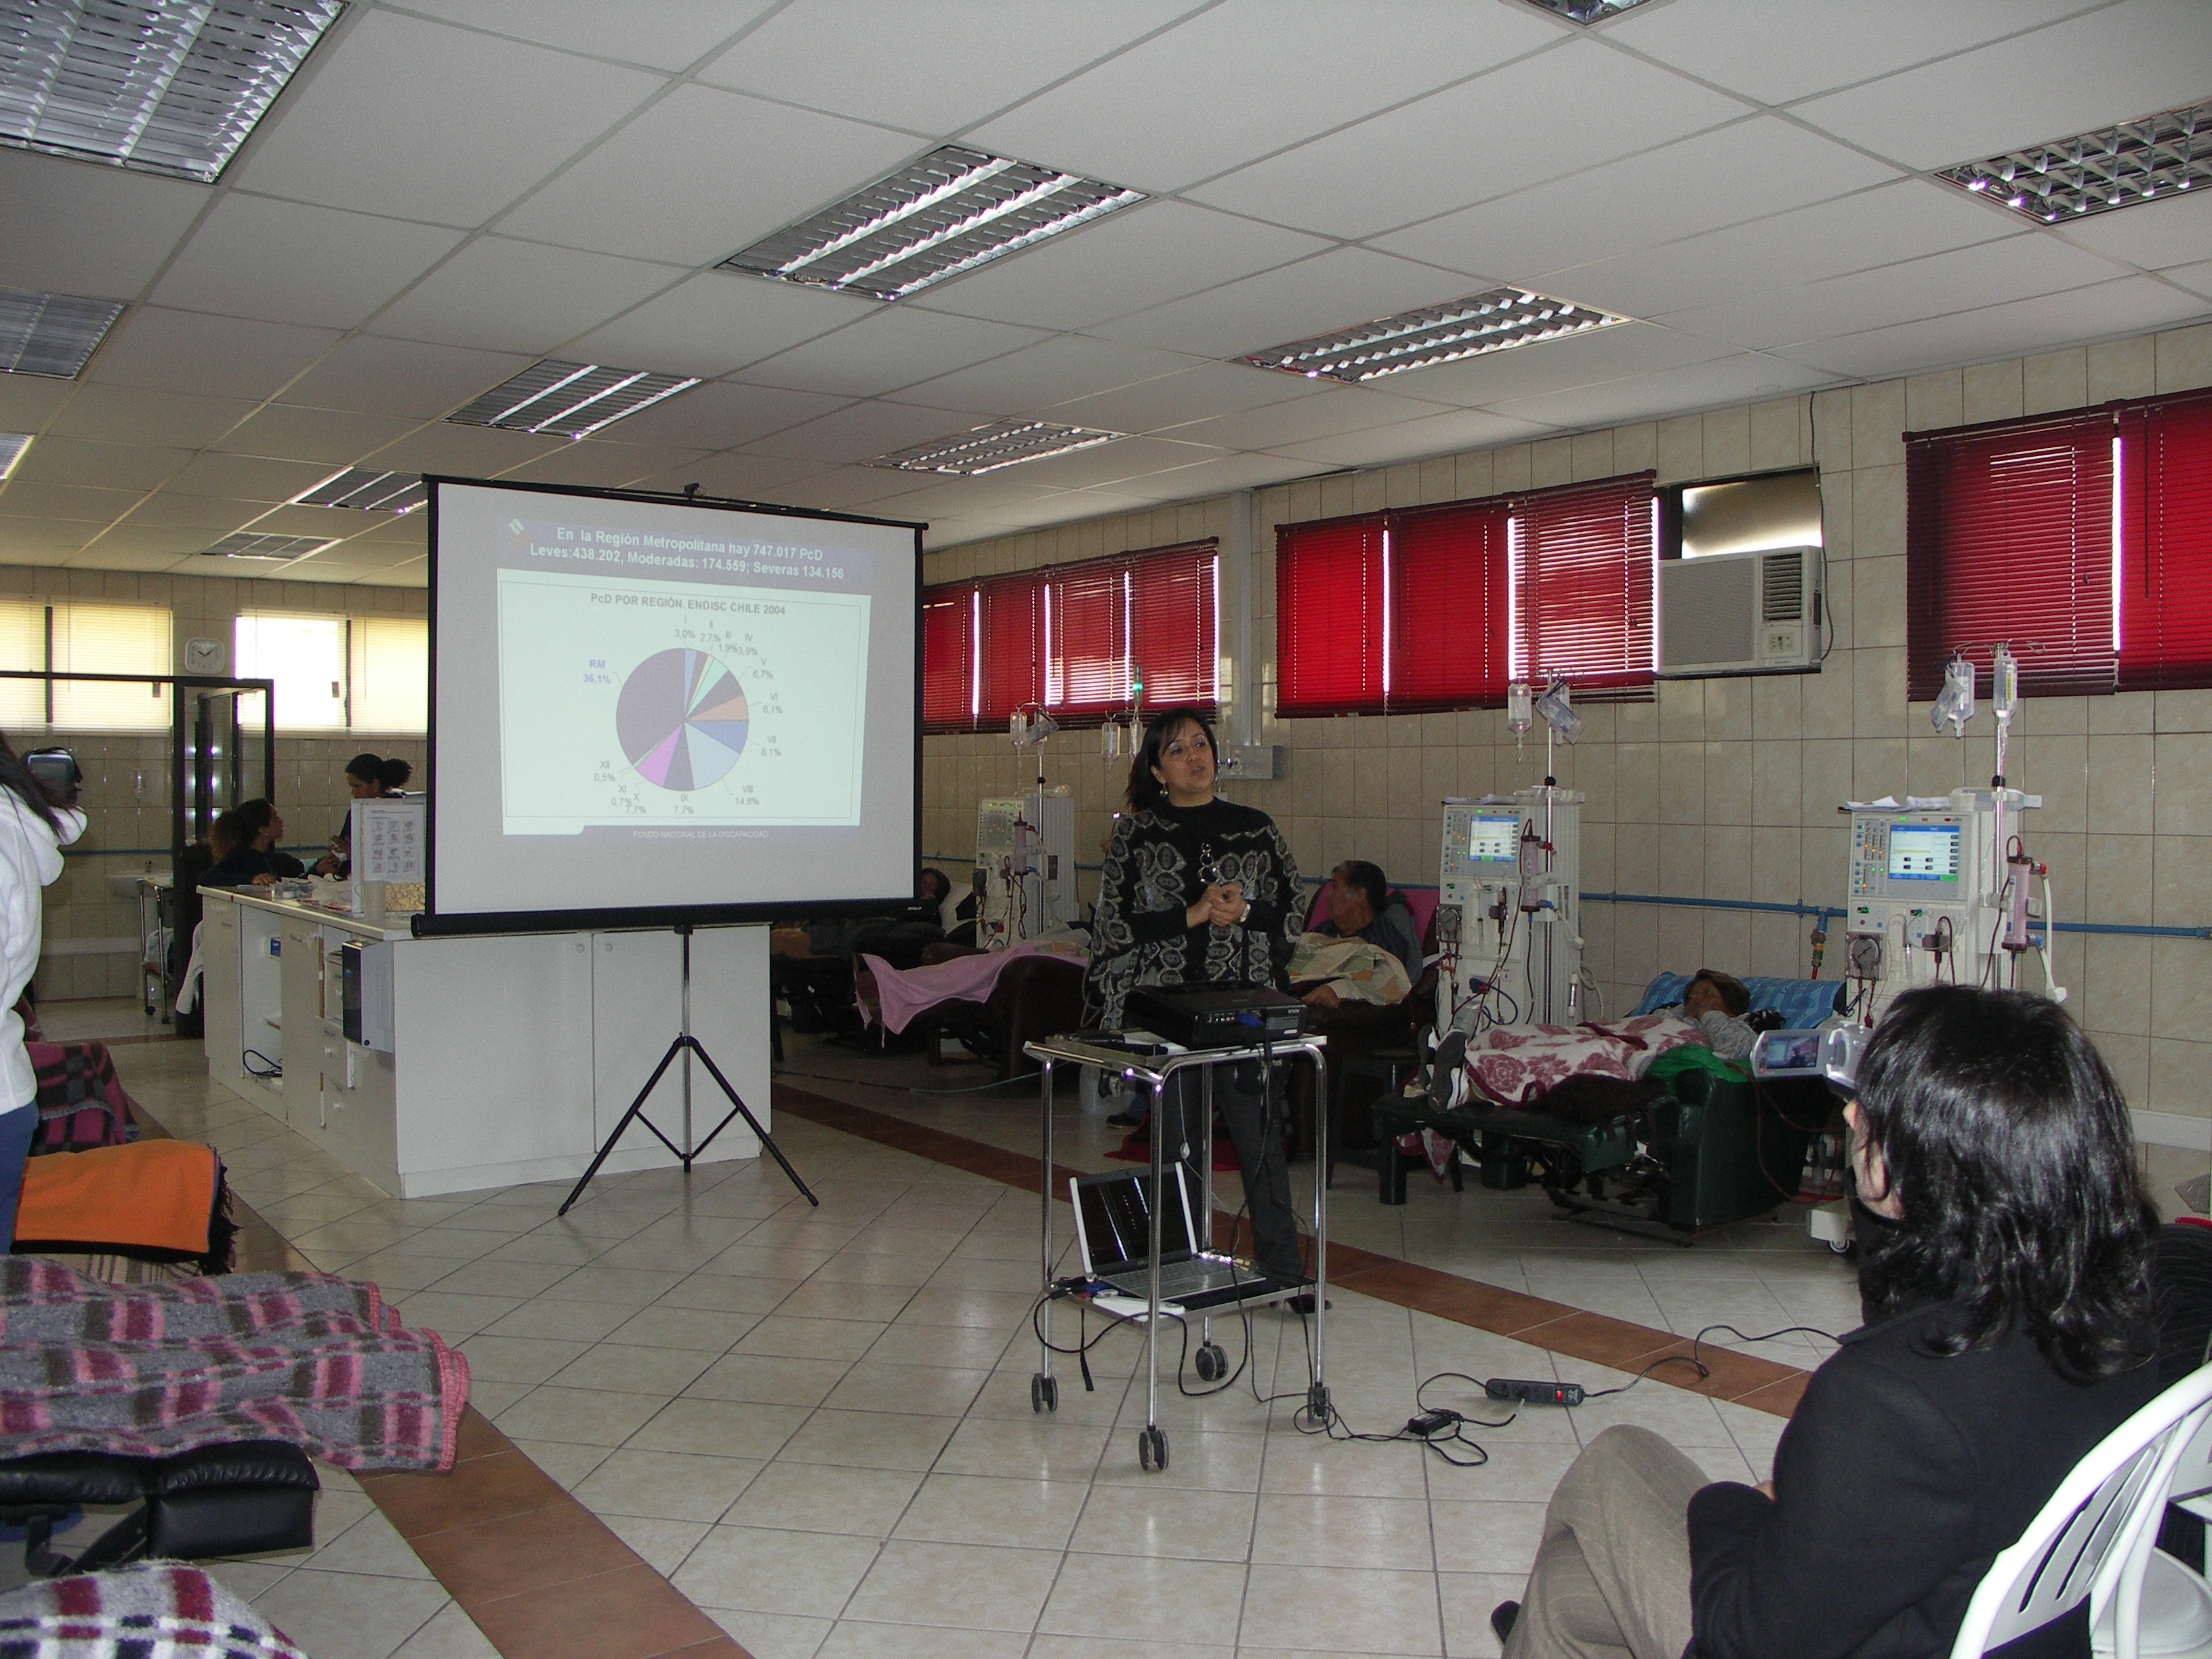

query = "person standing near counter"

[
  {"left": 1084, "top": 706, "right": 1309, "bottom": 1289},
  {"left": 313, "top": 754, "right": 413, "bottom": 878},
  {"left": 0, "top": 735, "right": 84, "bottom": 1246}
]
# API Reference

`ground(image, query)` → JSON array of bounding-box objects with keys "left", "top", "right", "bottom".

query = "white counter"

[{"left": 197, "top": 889, "right": 771, "bottom": 1199}]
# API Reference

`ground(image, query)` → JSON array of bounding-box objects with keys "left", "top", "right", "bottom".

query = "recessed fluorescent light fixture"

[
  {"left": 293, "top": 468, "right": 426, "bottom": 512},
  {"left": 722, "top": 144, "right": 1145, "bottom": 303},
  {"left": 445, "top": 361, "right": 700, "bottom": 440},
  {"left": 1240, "top": 286, "right": 1631, "bottom": 384},
  {"left": 0, "top": 433, "right": 29, "bottom": 481},
  {"left": 0, "top": 0, "right": 342, "bottom": 183},
  {"left": 0, "top": 285, "right": 125, "bottom": 379},
  {"left": 1519, "top": 0, "right": 1656, "bottom": 20},
  {"left": 1938, "top": 100, "right": 2212, "bottom": 224},
  {"left": 199, "top": 531, "right": 336, "bottom": 560},
  {"left": 869, "top": 419, "right": 1124, "bottom": 476}
]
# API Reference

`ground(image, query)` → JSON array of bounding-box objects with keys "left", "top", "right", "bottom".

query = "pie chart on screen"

[{"left": 615, "top": 647, "right": 750, "bottom": 791}]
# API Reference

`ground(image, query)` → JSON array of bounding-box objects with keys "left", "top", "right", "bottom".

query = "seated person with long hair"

[
  {"left": 199, "top": 800, "right": 306, "bottom": 888},
  {"left": 1493, "top": 985, "right": 2160, "bottom": 1659}
]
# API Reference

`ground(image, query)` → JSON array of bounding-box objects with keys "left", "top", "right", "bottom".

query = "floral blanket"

[
  {"left": 1465, "top": 1012, "right": 1708, "bottom": 1107},
  {"left": 0, "top": 1260, "right": 464, "bottom": 1473},
  {"left": 1286, "top": 933, "right": 1411, "bottom": 1006}
]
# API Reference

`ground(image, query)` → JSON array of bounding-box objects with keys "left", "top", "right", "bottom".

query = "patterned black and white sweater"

[{"left": 1083, "top": 797, "right": 1303, "bottom": 1029}]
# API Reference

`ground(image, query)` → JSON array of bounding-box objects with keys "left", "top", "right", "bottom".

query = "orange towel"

[{"left": 14, "top": 1141, "right": 217, "bottom": 1254}]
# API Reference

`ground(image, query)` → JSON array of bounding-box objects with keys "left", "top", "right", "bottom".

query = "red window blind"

[
  {"left": 1126, "top": 541, "right": 1218, "bottom": 710},
  {"left": 1275, "top": 515, "right": 1387, "bottom": 716},
  {"left": 1905, "top": 411, "right": 2115, "bottom": 699},
  {"left": 1041, "top": 556, "right": 1128, "bottom": 720},
  {"left": 920, "top": 583, "right": 975, "bottom": 733},
  {"left": 2118, "top": 387, "right": 2212, "bottom": 693},
  {"left": 1391, "top": 499, "right": 1510, "bottom": 712},
  {"left": 976, "top": 573, "right": 1044, "bottom": 724},
  {"left": 1509, "top": 473, "right": 1656, "bottom": 696}
]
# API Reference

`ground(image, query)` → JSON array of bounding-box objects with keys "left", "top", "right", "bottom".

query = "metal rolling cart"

[{"left": 1023, "top": 1031, "right": 1331, "bottom": 1473}]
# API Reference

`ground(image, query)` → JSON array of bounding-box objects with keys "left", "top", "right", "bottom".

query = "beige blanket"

[{"left": 1288, "top": 933, "right": 1412, "bottom": 1005}]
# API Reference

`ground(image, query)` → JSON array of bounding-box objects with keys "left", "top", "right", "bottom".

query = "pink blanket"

[
  {"left": 860, "top": 941, "right": 1086, "bottom": 1033},
  {"left": 1467, "top": 1013, "right": 1706, "bottom": 1107}
]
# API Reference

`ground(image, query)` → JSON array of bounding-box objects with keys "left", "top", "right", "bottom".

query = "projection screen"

[{"left": 423, "top": 478, "right": 922, "bottom": 933}]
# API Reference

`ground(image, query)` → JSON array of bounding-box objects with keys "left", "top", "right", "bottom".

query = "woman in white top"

[{"left": 0, "top": 735, "right": 85, "bottom": 1245}]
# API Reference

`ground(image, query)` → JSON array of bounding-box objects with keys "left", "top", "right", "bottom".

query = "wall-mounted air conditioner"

[{"left": 1657, "top": 546, "right": 1822, "bottom": 678}]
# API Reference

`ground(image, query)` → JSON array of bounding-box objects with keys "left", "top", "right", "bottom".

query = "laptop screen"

[{"left": 1072, "top": 1169, "right": 1194, "bottom": 1275}]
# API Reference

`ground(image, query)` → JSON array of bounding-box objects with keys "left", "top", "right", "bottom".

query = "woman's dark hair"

[
  {"left": 232, "top": 799, "right": 279, "bottom": 842},
  {"left": 0, "top": 732, "right": 64, "bottom": 835},
  {"left": 1689, "top": 968, "right": 1750, "bottom": 1017},
  {"left": 209, "top": 808, "right": 245, "bottom": 859},
  {"left": 345, "top": 753, "right": 383, "bottom": 785},
  {"left": 1124, "top": 706, "right": 1218, "bottom": 813},
  {"left": 1854, "top": 985, "right": 2156, "bottom": 1381},
  {"left": 377, "top": 757, "right": 412, "bottom": 793}
]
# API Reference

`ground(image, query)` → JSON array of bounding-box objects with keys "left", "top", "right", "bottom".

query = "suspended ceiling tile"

[
  {"left": 1603, "top": 0, "right": 2092, "bottom": 106},
  {"left": 2057, "top": 190, "right": 2212, "bottom": 273},
  {"left": 349, "top": 563, "right": 429, "bottom": 587},
  {"left": 1375, "top": 117, "right": 1903, "bottom": 285},
  {"left": 743, "top": 399, "right": 983, "bottom": 464},
  {"left": 1768, "top": 278, "right": 2212, "bottom": 381},
  {"left": 0, "top": 519, "right": 96, "bottom": 555},
  {"left": 970, "top": 0, "right": 1562, "bottom": 194},
  {"left": 496, "top": 85, "right": 922, "bottom": 267},
  {"left": 79, "top": 308, "right": 341, "bottom": 402},
  {"left": 9, "top": 438, "right": 189, "bottom": 491},
  {"left": 1261, "top": 407, "right": 1560, "bottom": 469},
  {"left": 623, "top": 451, "right": 834, "bottom": 501},
  {"left": 73, "top": 523, "right": 215, "bottom": 558},
  {"left": 2161, "top": 262, "right": 2212, "bottom": 302},
  {"left": 777, "top": 465, "right": 932, "bottom": 512},
  {"left": 234, "top": 10, "right": 667, "bottom": 225},
  {"left": 493, "top": 441, "right": 714, "bottom": 490},
  {"left": 1040, "top": 361, "right": 1327, "bottom": 435},
  {"left": 45, "top": 386, "right": 260, "bottom": 449},
  {"left": 889, "top": 336, "right": 1202, "bottom": 419},
  {"left": 561, "top": 274, "right": 876, "bottom": 382},
  {"left": 1102, "top": 451, "right": 1321, "bottom": 497},
  {"left": 1657, "top": 234, "right": 2139, "bottom": 352},
  {"left": 0, "top": 376, "right": 70, "bottom": 432},
  {"left": 1788, "top": 0, "right": 2212, "bottom": 171},
  {"left": 1486, "top": 352, "right": 1836, "bottom": 432},
  {"left": 359, "top": 422, "right": 572, "bottom": 478},
  {"left": 1368, "top": 321, "right": 1733, "bottom": 410},
  {"left": 1541, "top": 180, "right": 2016, "bottom": 321},
  {"left": 912, "top": 201, "right": 1332, "bottom": 335},
  {"left": 0, "top": 148, "right": 206, "bottom": 298},
  {"left": 369, "top": 237, "right": 685, "bottom": 355},
  {"left": 151, "top": 196, "right": 468, "bottom": 331},
  {"left": 115, "top": 491, "right": 266, "bottom": 529},
  {"left": 163, "top": 452, "right": 335, "bottom": 504},
  {"left": 279, "top": 337, "right": 536, "bottom": 421},
  {"left": 1091, "top": 247, "right": 1473, "bottom": 359},
  {"left": 738, "top": 310, "right": 1051, "bottom": 401},
  {"left": 60, "top": 544, "right": 192, "bottom": 571},
  {"left": 394, "top": 0, "right": 777, "bottom": 71},
  {"left": 699, "top": 0, "right": 1193, "bottom": 135},
  {"left": 973, "top": 434, "right": 1223, "bottom": 493},
  {"left": 1160, "top": 385, "right": 1462, "bottom": 453},
  {"left": 1187, "top": 39, "right": 1752, "bottom": 241},
  {"left": 228, "top": 501, "right": 371, "bottom": 537},
  {"left": 210, "top": 405, "right": 424, "bottom": 466},
  {"left": 594, "top": 382, "right": 852, "bottom": 451}
]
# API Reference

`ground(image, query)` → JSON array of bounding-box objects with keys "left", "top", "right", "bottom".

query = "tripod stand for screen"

[{"left": 558, "top": 922, "right": 817, "bottom": 1216}]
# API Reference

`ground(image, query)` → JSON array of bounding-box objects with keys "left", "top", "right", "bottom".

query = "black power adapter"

[
  {"left": 1406, "top": 1409, "right": 1458, "bottom": 1438},
  {"left": 1486, "top": 1376, "right": 1584, "bottom": 1406}
]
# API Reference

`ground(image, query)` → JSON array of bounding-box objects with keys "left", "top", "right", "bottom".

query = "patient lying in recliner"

[{"left": 1669, "top": 968, "right": 1757, "bottom": 1063}]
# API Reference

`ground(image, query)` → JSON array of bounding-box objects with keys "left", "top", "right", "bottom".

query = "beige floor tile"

[
  {"left": 671, "top": 1522, "right": 881, "bottom": 1618},
  {"left": 724, "top": 1461, "right": 924, "bottom": 1536},
  {"left": 1429, "top": 1500, "right": 1546, "bottom": 1578},
  {"left": 821, "top": 1361, "right": 990, "bottom": 1417},
  {"left": 1068, "top": 1483, "right": 1256, "bottom": 1562},
  {"left": 842, "top": 1538, "right": 1061, "bottom": 1630},
  {"left": 1092, "top": 1428, "right": 1265, "bottom": 1494},
  {"left": 656, "top": 1273, "right": 802, "bottom": 1314},
  {"left": 775, "top": 1279, "right": 923, "bottom": 1322},
  {"left": 1253, "top": 1494, "right": 1437, "bottom": 1571},
  {"left": 490, "top": 1383, "right": 668, "bottom": 1446},
  {"left": 386, "top": 1602, "right": 501, "bottom": 1659},
  {"left": 604, "top": 1303, "right": 755, "bottom": 1351},
  {"left": 816, "top": 1622, "right": 1031, "bottom": 1659},
  {"left": 736, "top": 1314, "right": 893, "bottom": 1361},
  {"left": 1241, "top": 1564, "right": 1443, "bottom": 1655},
  {"left": 630, "top": 1397, "right": 812, "bottom": 1460},
  {"left": 302, "top": 1510, "right": 438, "bottom": 1580},
  {"left": 934, "top": 1414, "right": 1113, "bottom": 1482},
  {"left": 572, "top": 1446, "right": 766, "bottom": 1521},
  {"left": 1258, "top": 1438, "right": 1432, "bottom": 1500},
  {"left": 1025, "top": 1639, "right": 1231, "bottom": 1659},
  {"left": 865, "top": 1322, "right": 1017, "bottom": 1370},
  {"left": 504, "top": 1436, "right": 613, "bottom": 1490},
  {"left": 479, "top": 1296, "right": 637, "bottom": 1343},
  {"left": 545, "top": 1340, "right": 718, "bottom": 1396},
  {"left": 706, "top": 1608, "right": 832, "bottom": 1659},
  {"left": 891, "top": 1473, "right": 1090, "bottom": 1550},
  {"left": 1437, "top": 1572, "right": 1530, "bottom": 1659},
  {"left": 455, "top": 1333, "right": 592, "bottom": 1385},
  {"left": 1039, "top": 1552, "right": 1249, "bottom": 1644},
  {"left": 251, "top": 1569, "right": 451, "bottom": 1659},
  {"left": 687, "top": 1351, "right": 855, "bottom": 1406},
  {"left": 776, "top": 1408, "right": 959, "bottom": 1472}
]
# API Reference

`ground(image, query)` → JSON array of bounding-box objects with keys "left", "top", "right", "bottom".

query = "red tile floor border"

[{"left": 773, "top": 1081, "right": 1812, "bottom": 1417}]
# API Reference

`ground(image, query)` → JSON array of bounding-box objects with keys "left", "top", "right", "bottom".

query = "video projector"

[{"left": 1124, "top": 983, "right": 1306, "bottom": 1050}]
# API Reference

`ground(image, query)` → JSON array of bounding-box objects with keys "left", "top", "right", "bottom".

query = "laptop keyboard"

[{"left": 1105, "top": 1256, "right": 1253, "bottom": 1300}]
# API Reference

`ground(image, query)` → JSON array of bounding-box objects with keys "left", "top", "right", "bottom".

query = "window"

[
  {"left": 1273, "top": 478, "right": 1643, "bottom": 718},
  {"left": 0, "top": 599, "right": 173, "bottom": 731},
  {"left": 2118, "top": 388, "right": 2212, "bottom": 693},
  {"left": 1906, "top": 411, "right": 2115, "bottom": 699},
  {"left": 235, "top": 613, "right": 347, "bottom": 730},
  {"left": 350, "top": 617, "right": 428, "bottom": 733},
  {"left": 921, "top": 540, "right": 1218, "bottom": 732}
]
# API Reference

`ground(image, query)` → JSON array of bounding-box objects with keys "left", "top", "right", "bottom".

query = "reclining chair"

[{"left": 0, "top": 1441, "right": 318, "bottom": 1578}]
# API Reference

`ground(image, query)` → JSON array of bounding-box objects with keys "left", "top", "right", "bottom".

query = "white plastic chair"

[
  {"left": 2091, "top": 1405, "right": 2212, "bottom": 1658},
  {"left": 1952, "top": 1366, "right": 2212, "bottom": 1658}
]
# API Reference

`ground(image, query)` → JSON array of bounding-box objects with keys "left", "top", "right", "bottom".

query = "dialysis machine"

[
  {"left": 1436, "top": 786, "right": 1584, "bottom": 1031},
  {"left": 975, "top": 789, "right": 1077, "bottom": 949}
]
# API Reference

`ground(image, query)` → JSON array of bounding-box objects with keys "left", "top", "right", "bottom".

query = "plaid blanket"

[
  {"left": 25, "top": 1042, "right": 134, "bottom": 1155},
  {"left": 0, "top": 1261, "right": 390, "bottom": 1344},
  {"left": 0, "top": 1563, "right": 306, "bottom": 1658},
  {"left": 0, "top": 1261, "right": 464, "bottom": 1473}
]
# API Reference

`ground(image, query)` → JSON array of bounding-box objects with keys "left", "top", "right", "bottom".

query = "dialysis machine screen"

[
  {"left": 1466, "top": 815, "right": 1519, "bottom": 864},
  {"left": 1887, "top": 824, "right": 1961, "bottom": 883}
]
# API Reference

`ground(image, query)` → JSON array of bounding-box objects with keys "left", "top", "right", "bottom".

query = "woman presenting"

[
  {"left": 0, "top": 735, "right": 83, "bottom": 1246},
  {"left": 1085, "top": 706, "right": 1307, "bottom": 1289}
]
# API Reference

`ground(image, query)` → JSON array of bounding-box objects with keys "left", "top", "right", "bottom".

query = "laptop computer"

[{"left": 1069, "top": 1165, "right": 1265, "bottom": 1311}]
